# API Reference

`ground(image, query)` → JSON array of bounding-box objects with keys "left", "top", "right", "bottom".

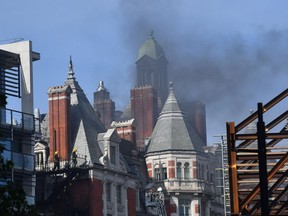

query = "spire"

[
  {"left": 146, "top": 82, "right": 204, "bottom": 154},
  {"left": 68, "top": 55, "right": 75, "bottom": 80}
]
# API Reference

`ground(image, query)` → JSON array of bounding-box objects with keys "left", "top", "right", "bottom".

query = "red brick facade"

[
  {"left": 193, "top": 160, "right": 198, "bottom": 178},
  {"left": 115, "top": 124, "right": 136, "bottom": 145},
  {"left": 168, "top": 160, "right": 175, "bottom": 178},
  {"left": 131, "top": 86, "right": 158, "bottom": 151},
  {"left": 48, "top": 86, "right": 72, "bottom": 161},
  {"left": 89, "top": 179, "right": 103, "bottom": 216},
  {"left": 127, "top": 187, "right": 136, "bottom": 216},
  {"left": 94, "top": 99, "right": 115, "bottom": 129},
  {"left": 165, "top": 201, "right": 177, "bottom": 216}
]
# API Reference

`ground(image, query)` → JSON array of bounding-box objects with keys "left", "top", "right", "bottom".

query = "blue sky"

[{"left": 2, "top": 1, "right": 288, "bottom": 144}]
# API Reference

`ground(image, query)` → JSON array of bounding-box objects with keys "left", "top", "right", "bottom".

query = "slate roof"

[
  {"left": 136, "top": 31, "right": 166, "bottom": 62},
  {"left": 64, "top": 59, "right": 106, "bottom": 164},
  {"left": 146, "top": 83, "right": 204, "bottom": 154}
]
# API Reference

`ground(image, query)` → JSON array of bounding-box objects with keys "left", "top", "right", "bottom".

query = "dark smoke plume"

[{"left": 117, "top": 2, "right": 288, "bottom": 142}]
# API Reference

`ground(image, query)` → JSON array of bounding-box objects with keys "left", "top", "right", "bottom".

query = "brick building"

[
  {"left": 35, "top": 59, "right": 144, "bottom": 216},
  {"left": 144, "top": 83, "right": 223, "bottom": 216},
  {"left": 93, "top": 81, "right": 115, "bottom": 129},
  {"left": 34, "top": 33, "right": 223, "bottom": 215}
]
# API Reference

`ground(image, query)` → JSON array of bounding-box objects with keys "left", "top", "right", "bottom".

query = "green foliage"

[{"left": 0, "top": 182, "right": 39, "bottom": 216}]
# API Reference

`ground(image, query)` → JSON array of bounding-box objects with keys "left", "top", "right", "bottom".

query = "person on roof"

[
  {"left": 72, "top": 148, "right": 77, "bottom": 168},
  {"left": 53, "top": 151, "right": 60, "bottom": 171}
]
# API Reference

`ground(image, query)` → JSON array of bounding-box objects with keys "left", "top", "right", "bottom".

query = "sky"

[{"left": 1, "top": 1, "right": 288, "bottom": 144}]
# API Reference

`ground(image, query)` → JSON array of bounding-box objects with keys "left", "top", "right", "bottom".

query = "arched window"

[
  {"left": 162, "top": 163, "right": 167, "bottom": 179},
  {"left": 184, "top": 162, "right": 190, "bottom": 179},
  {"left": 154, "top": 164, "right": 161, "bottom": 180},
  {"left": 177, "top": 162, "right": 182, "bottom": 180}
]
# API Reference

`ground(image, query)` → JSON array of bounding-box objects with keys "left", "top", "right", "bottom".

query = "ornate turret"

[
  {"left": 146, "top": 82, "right": 204, "bottom": 154},
  {"left": 136, "top": 31, "right": 168, "bottom": 107}
]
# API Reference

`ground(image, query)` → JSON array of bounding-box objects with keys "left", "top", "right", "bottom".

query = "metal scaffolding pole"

[{"left": 257, "top": 103, "right": 269, "bottom": 215}]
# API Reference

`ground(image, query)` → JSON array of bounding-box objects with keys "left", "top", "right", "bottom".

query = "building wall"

[
  {"left": 89, "top": 179, "right": 103, "bottom": 216},
  {"left": 131, "top": 86, "right": 158, "bottom": 151},
  {"left": 145, "top": 151, "right": 223, "bottom": 215},
  {"left": 48, "top": 87, "right": 72, "bottom": 161},
  {"left": 0, "top": 41, "right": 39, "bottom": 204},
  {"left": 94, "top": 99, "right": 115, "bottom": 129},
  {"left": 127, "top": 187, "right": 136, "bottom": 216},
  {"left": 180, "top": 101, "right": 207, "bottom": 145}
]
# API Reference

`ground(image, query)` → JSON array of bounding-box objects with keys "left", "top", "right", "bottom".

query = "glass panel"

[
  {"left": 12, "top": 152, "right": 34, "bottom": 171},
  {"left": 23, "top": 113, "right": 34, "bottom": 131},
  {"left": 23, "top": 154, "right": 34, "bottom": 171},
  {"left": 12, "top": 152, "right": 23, "bottom": 169}
]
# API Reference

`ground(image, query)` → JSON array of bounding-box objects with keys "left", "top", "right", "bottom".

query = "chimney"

[
  {"left": 47, "top": 85, "right": 72, "bottom": 161},
  {"left": 131, "top": 85, "right": 158, "bottom": 151}
]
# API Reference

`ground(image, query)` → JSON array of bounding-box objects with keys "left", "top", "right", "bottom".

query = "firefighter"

[
  {"left": 53, "top": 151, "right": 60, "bottom": 171},
  {"left": 72, "top": 148, "right": 77, "bottom": 168}
]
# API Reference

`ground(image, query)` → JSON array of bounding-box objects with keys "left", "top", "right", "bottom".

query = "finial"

[
  {"left": 68, "top": 55, "right": 75, "bottom": 80},
  {"left": 97, "top": 80, "right": 106, "bottom": 92},
  {"left": 169, "top": 81, "right": 174, "bottom": 91}
]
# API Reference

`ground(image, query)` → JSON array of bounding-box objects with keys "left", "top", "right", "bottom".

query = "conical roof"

[
  {"left": 65, "top": 58, "right": 106, "bottom": 164},
  {"left": 136, "top": 31, "right": 166, "bottom": 62},
  {"left": 146, "top": 82, "right": 204, "bottom": 154}
]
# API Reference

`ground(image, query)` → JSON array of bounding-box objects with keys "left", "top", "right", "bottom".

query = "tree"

[{"left": 0, "top": 93, "right": 39, "bottom": 216}]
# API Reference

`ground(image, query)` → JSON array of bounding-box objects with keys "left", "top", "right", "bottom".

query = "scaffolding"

[
  {"left": 215, "top": 135, "right": 231, "bottom": 216},
  {"left": 226, "top": 89, "right": 288, "bottom": 215}
]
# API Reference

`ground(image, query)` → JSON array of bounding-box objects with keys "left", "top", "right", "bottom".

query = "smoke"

[{"left": 116, "top": 2, "right": 288, "bottom": 142}]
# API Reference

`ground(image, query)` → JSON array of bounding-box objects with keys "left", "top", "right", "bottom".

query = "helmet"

[
  {"left": 54, "top": 151, "right": 58, "bottom": 155},
  {"left": 73, "top": 148, "right": 77, "bottom": 152}
]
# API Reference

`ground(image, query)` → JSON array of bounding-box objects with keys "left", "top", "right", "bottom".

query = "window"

[
  {"left": 154, "top": 164, "right": 161, "bottom": 180},
  {"left": 179, "top": 199, "right": 191, "bottom": 216},
  {"left": 162, "top": 167, "right": 167, "bottom": 180},
  {"left": 184, "top": 162, "right": 190, "bottom": 179},
  {"left": 110, "top": 146, "right": 116, "bottom": 164},
  {"left": 116, "top": 185, "right": 122, "bottom": 204},
  {"left": 106, "top": 182, "right": 111, "bottom": 202},
  {"left": 177, "top": 162, "right": 182, "bottom": 180}
]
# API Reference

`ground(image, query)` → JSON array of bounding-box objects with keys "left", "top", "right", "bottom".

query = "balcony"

[
  {"left": 157, "top": 179, "right": 216, "bottom": 195},
  {"left": 0, "top": 107, "right": 35, "bottom": 132}
]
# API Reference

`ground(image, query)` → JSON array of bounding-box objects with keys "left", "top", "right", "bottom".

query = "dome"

[{"left": 136, "top": 32, "right": 165, "bottom": 62}]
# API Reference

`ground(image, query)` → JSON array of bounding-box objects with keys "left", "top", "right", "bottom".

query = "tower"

[
  {"left": 93, "top": 81, "right": 115, "bottom": 129},
  {"left": 136, "top": 31, "right": 168, "bottom": 106},
  {"left": 131, "top": 85, "right": 158, "bottom": 151}
]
